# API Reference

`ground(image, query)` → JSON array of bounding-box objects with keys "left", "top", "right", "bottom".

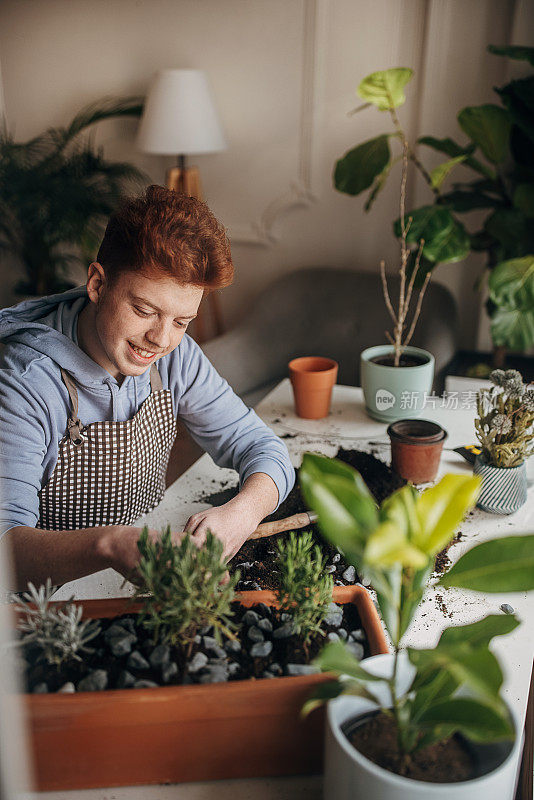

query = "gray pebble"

[
  {"left": 57, "top": 682, "right": 75, "bottom": 693},
  {"left": 500, "top": 603, "right": 515, "bottom": 615},
  {"left": 258, "top": 617, "right": 273, "bottom": 633},
  {"left": 78, "top": 669, "right": 108, "bottom": 692},
  {"left": 202, "top": 635, "right": 218, "bottom": 651},
  {"left": 250, "top": 641, "right": 273, "bottom": 658},
  {"left": 262, "top": 671, "right": 275, "bottom": 679},
  {"left": 228, "top": 661, "right": 240, "bottom": 676},
  {"left": 188, "top": 652, "right": 208, "bottom": 673},
  {"left": 346, "top": 642, "right": 365, "bottom": 660},
  {"left": 255, "top": 603, "right": 272, "bottom": 618},
  {"left": 149, "top": 644, "right": 170, "bottom": 669},
  {"left": 249, "top": 582, "right": 262, "bottom": 590},
  {"left": 280, "top": 613, "right": 291, "bottom": 622},
  {"left": 235, "top": 562, "right": 254, "bottom": 571},
  {"left": 273, "top": 622, "right": 293, "bottom": 639},
  {"left": 104, "top": 623, "right": 134, "bottom": 641},
  {"left": 116, "top": 670, "right": 136, "bottom": 689},
  {"left": 200, "top": 624, "right": 213, "bottom": 636},
  {"left": 338, "top": 628, "right": 348, "bottom": 640},
  {"left": 248, "top": 626, "right": 265, "bottom": 643},
  {"left": 325, "top": 565, "right": 336, "bottom": 574},
  {"left": 33, "top": 682, "right": 48, "bottom": 694},
  {"left": 203, "top": 637, "right": 226, "bottom": 658},
  {"left": 342, "top": 566, "right": 356, "bottom": 583},
  {"left": 161, "top": 662, "right": 179, "bottom": 684},
  {"left": 194, "top": 634, "right": 202, "bottom": 644},
  {"left": 198, "top": 665, "right": 229, "bottom": 684},
  {"left": 243, "top": 610, "right": 260, "bottom": 627},
  {"left": 350, "top": 629, "right": 365, "bottom": 642},
  {"left": 332, "top": 553, "right": 341, "bottom": 563},
  {"left": 134, "top": 679, "right": 159, "bottom": 689},
  {"left": 328, "top": 632, "right": 340, "bottom": 642},
  {"left": 224, "top": 638, "right": 241, "bottom": 654},
  {"left": 324, "top": 603, "right": 343, "bottom": 627},
  {"left": 108, "top": 632, "right": 136, "bottom": 657},
  {"left": 286, "top": 663, "right": 320, "bottom": 676},
  {"left": 119, "top": 617, "right": 136, "bottom": 634},
  {"left": 127, "top": 650, "right": 150, "bottom": 671},
  {"left": 268, "top": 662, "right": 282, "bottom": 676}
]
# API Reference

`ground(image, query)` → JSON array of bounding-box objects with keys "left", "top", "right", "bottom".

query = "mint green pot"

[{"left": 360, "top": 345, "right": 435, "bottom": 423}]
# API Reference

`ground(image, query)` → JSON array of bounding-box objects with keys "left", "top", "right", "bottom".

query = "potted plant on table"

[
  {"left": 299, "top": 452, "right": 534, "bottom": 799},
  {"left": 10, "top": 525, "right": 387, "bottom": 791},
  {"left": 473, "top": 368, "right": 534, "bottom": 514}
]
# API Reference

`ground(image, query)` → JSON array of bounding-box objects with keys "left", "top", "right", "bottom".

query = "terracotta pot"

[
  {"left": 288, "top": 356, "right": 338, "bottom": 419},
  {"left": 22, "top": 585, "right": 388, "bottom": 791},
  {"left": 387, "top": 419, "right": 447, "bottom": 484}
]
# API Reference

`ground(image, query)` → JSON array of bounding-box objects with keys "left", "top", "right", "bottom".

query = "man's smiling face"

[{"left": 81, "top": 263, "right": 203, "bottom": 380}]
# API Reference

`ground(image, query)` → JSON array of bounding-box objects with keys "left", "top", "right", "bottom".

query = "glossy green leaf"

[
  {"left": 440, "top": 189, "right": 502, "bottom": 213},
  {"left": 301, "top": 679, "right": 345, "bottom": 717},
  {"left": 417, "top": 135, "right": 494, "bottom": 178},
  {"left": 488, "top": 44, "right": 534, "bottom": 67},
  {"left": 409, "top": 644, "right": 504, "bottom": 705},
  {"left": 334, "top": 135, "right": 390, "bottom": 196},
  {"left": 496, "top": 78, "right": 534, "bottom": 144},
  {"left": 394, "top": 204, "right": 453, "bottom": 244},
  {"left": 364, "top": 521, "right": 428, "bottom": 568},
  {"left": 489, "top": 256, "right": 534, "bottom": 350},
  {"left": 422, "top": 217, "right": 471, "bottom": 264},
  {"left": 430, "top": 156, "right": 467, "bottom": 189},
  {"left": 379, "top": 485, "right": 421, "bottom": 538},
  {"left": 440, "top": 535, "right": 534, "bottom": 592},
  {"left": 513, "top": 184, "right": 534, "bottom": 217},
  {"left": 458, "top": 104, "right": 511, "bottom": 164},
  {"left": 417, "top": 697, "right": 514, "bottom": 742},
  {"left": 414, "top": 474, "right": 481, "bottom": 556},
  {"left": 398, "top": 563, "right": 433, "bottom": 643},
  {"left": 484, "top": 208, "right": 533, "bottom": 255},
  {"left": 438, "top": 615, "right": 519, "bottom": 648},
  {"left": 314, "top": 640, "right": 386, "bottom": 681},
  {"left": 357, "top": 68, "right": 413, "bottom": 110}
]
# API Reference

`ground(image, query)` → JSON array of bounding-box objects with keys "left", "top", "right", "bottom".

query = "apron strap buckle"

[{"left": 67, "top": 418, "right": 85, "bottom": 446}]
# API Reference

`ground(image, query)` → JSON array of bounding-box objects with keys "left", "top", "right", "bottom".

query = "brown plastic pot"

[
  {"left": 22, "top": 585, "right": 388, "bottom": 791},
  {"left": 387, "top": 419, "right": 448, "bottom": 484},
  {"left": 288, "top": 356, "right": 338, "bottom": 419}
]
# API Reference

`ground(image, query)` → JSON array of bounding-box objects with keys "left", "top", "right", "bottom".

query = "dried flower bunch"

[
  {"left": 475, "top": 369, "right": 534, "bottom": 467},
  {"left": 134, "top": 526, "right": 240, "bottom": 653},
  {"left": 12, "top": 578, "right": 100, "bottom": 668},
  {"left": 275, "top": 530, "right": 334, "bottom": 654}
]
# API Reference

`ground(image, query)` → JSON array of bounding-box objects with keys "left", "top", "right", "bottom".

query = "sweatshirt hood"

[{"left": 0, "top": 286, "right": 136, "bottom": 388}]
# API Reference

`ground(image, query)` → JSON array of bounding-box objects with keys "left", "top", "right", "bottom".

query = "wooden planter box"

[{"left": 23, "top": 585, "right": 388, "bottom": 790}]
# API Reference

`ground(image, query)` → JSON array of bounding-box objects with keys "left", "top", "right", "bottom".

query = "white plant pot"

[{"left": 324, "top": 654, "right": 521, "bottom": 800}]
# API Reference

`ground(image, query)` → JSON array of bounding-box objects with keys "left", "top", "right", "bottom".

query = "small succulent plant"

[
  {"left": 134, "top": 526, "right": 240, "bottom": 653},
  {"left": 475, "top": 369, "right": 534, "bottom": 467},
  {"left": 12, "top": 579, "right": 101, "bottom": 668},
  {"left": 275, "top": 530, "right": 334, "bottom": 655}
]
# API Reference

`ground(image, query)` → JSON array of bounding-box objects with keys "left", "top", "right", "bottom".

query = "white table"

[{"left": 43, "top": 381, "right": 534, "bottom": 800}]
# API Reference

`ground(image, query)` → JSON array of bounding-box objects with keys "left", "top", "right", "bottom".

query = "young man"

[{"left": 0, "top": 186, "right": 294, "bottom": 591}]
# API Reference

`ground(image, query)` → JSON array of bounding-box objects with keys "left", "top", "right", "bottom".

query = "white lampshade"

[{"left": 137, "top": 69, "right": 226, "bottom": 156}]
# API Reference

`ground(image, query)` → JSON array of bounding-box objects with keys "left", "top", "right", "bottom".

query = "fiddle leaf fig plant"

[
  {"left": 299, "top": 453, "right": 534, "bottom": 772},
  {"left": 335, "top": 46, "right": 534, "bottom": 361}
]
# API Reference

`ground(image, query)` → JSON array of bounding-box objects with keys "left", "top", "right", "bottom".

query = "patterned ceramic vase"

[{"left": 473, "top": 455, "right": 528, "bottom": 514}]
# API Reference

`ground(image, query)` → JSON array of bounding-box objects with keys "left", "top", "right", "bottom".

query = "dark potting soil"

[
  {"left": 434, "top": 531, "right": 464, "bottom": 576},
  {"left": 22, "top": 600, "right": 369, "bottom": 694},
  {"left": 198, "top": 449, "right": 406, "bottom": 591},
  {"left": 369, "top": 354, "right": 429, "bottom": 368},
  {"left": 347, "top": 710, "right": 475, "bottom": 783}
]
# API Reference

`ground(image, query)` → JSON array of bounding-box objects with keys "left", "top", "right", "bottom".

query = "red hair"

[{"left": 96, "top": 185, "right": 234, "bottom": 289}]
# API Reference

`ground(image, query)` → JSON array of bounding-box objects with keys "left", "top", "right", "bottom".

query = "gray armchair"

[{"left": 202, "top": 267, "right": 458, "bottom": 407}]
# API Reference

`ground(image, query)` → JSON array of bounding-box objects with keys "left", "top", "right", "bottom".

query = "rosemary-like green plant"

[
  {"left": 475, "top": 369, "right": 534, "bottom": 467},
  {"left": 12, "top": 578, "right": 100, "bottom": 669},
  {"left": 134, "top": 526, "right": 240, "bottom": 654},
  {"left": 299, "top": 453, "right": 534, "bottom": 776},
  {"left": 274, "top": 530, "right": 333, "bottom": 656}
]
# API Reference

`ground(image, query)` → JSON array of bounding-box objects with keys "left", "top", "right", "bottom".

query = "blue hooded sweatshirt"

[{"left": 0, "top": 287, "right": 294, "bottom": 536}]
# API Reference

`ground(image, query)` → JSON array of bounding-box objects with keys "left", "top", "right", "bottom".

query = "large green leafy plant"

[
  {"left": 335, "top": 45, "right": 534, "bottom": 360},
  {"left": 0, "top": 97, "right": 144, "bottom": 296},
  {"left": 300, "top": 453, "right": 534, "bottom": 774}
]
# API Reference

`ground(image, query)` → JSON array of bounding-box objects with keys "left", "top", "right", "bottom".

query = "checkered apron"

[{"left": 37, "top": 364, "right": 177, "bottom": 530}]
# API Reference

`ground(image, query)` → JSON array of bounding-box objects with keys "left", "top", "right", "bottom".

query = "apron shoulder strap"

[
  {"left": 149, "top": 363, "right": 163, "bottom": 392},
  {"left": 59, "top": 368, "right": 85, "bottom": 446}
]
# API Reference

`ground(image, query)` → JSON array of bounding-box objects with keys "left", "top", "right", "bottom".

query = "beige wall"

[{"left": 1, "top": 0, "right": 532, "bottom": 350}]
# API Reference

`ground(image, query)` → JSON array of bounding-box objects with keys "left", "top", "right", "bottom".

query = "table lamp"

[{"left": 137, "top": 69, "right": 227, "bottom": 340}]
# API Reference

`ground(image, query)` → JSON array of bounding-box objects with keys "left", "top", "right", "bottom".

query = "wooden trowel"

[{"left": 248, "top": 511, "right": 318, "bottom": 540}]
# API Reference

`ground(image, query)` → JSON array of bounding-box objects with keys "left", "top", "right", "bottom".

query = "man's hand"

[
  {"left": 184, "top": 472, "right": 279, "bottom": 561},
  {"left": 99, "top": 525, "right": 185, "bottom": 582}
]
